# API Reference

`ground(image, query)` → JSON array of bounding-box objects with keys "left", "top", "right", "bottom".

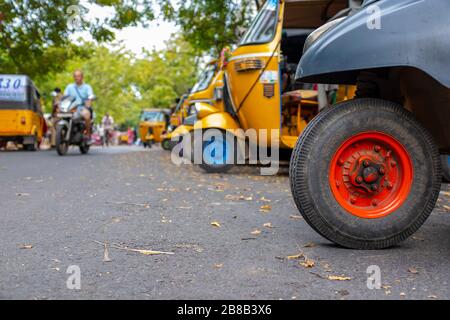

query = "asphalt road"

[{"left": 0, "top": 146, "right": 448, "bottom": 300}]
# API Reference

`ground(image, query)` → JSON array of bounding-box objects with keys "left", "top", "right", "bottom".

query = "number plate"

[{"left": 0, "top": 75, "right": 27, "bottom": 102}]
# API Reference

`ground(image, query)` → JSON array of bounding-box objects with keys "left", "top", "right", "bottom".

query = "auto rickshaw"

[
  {"left": 290, "top": 0, "right": 450, "bottom": 249},
  {"left": 163, "top": 59, "right": 225, "bottom": 151},
  {"left": 0, "top": 75, "right": 45, "bottom": 151},
  {"left": 170, "top": 95, "right": 189, "bottom": 128},
  {"left": 161, "top": 95, "right": 190, "bottom": 150},
  {"left": 139, "top": 109, "right": 170, "bottom": 148},
  {"left": 185, "top": 0, "right": 358, "bottom": 173}
]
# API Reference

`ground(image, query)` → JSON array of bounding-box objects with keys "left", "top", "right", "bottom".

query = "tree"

[
  {"left": 37, "top": 37, "right": 198, "bottom": 126},
  {"left": 0, "top": 0, "right": 156, "bottom": 79},
  {"left": 159, "top": 0, "right": 263, "bottom": 55}
]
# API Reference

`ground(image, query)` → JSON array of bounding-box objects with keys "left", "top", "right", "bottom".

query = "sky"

[{"left": 75, "top": 2, "right": 179, "bottom": 55}]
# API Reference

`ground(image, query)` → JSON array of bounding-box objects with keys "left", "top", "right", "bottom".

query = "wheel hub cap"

[{"left": 330, "top": 132, "right": 414, "bottom": 219}]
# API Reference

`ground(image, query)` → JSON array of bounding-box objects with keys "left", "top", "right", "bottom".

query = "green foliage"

[
  {"left": 159, "top": 0, "right": 264, "bottom": 54},
  {"left": 37, "top": 38, "right": 197, "bottom": 126},
  {"left": 0, "top": 0, "right": 156, "bottom": 79}
]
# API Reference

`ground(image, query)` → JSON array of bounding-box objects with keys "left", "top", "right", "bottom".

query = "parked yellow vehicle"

[
  {"left": 187, "top": 0, "right": 356, "bottom": 172},
  {"left": 170, "top": 94, "right": 189, "bottom": 128},
  {"left": 163, "top": 60, "right": 225, "bottom": 150},
  {"left": 139, "top": 109, "right": 170, "bottom": 148},
  {"left": 0, "top": 75, "right": 45, "bottom": 151}
]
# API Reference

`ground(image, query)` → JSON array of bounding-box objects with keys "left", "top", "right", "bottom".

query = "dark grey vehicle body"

[
  {"left": 296, "top": 0, "right": 450, "bottom": 153},
  {"left": 297, "top": 0, "right": 450, "bottom": 87}
]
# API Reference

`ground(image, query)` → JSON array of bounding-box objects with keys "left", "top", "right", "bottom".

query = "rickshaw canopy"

[{"left": 284, "top": 0, "right": 351, "bottom": 29}]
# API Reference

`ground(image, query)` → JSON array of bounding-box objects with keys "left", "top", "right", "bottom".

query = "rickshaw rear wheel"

[
  {"left": 442, "top": 155, "right": 450, "bottom": 183},
  {"left": 290, "top": 98, "right": 442, "bottom": 250},
  {"left": 56, "top": 126, "right": 69, "bottom": 156},
  {"left": 24, "top": 135, "right": 39, "bottom": 152}
]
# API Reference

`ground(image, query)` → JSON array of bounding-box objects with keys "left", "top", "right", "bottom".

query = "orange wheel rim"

[{"left": 329, "top": 132, "right": 414, "bottom": 219}]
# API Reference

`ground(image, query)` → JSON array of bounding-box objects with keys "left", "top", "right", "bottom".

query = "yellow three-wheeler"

[
  {"left": 139, "top": 109, "right": 171, "bottom": 148},
  {"left": 164, "top": 59, "right": 225, "bottom": 150},
  {"left": 0, "top": 75, "right": 45, "bottom": 151},
  {"left": 187, "top": 0, "right": 356, "bottom": 172}
]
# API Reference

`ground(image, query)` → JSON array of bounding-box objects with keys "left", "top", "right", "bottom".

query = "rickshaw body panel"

[
  {"left": 224, "top": 0, "right": 352, "bottom": 148},
  {"left": 193, "top": 112, "right": 240, "bottom": 132},
  {"left": 170, "top": 124, "right": 194, "bottom": 140},
  {"left": 297, "top": 0, "right": 450, "bottom": 88},
  {"left": 139, "top": 121, "right": 167, "bottom": 143},
  {"left": 297, "top": 0, "right": 450, "bottom": 151}
]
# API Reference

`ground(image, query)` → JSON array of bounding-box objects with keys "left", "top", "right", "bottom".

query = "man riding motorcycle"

[{"left": 64, "top": 70, "right": 95, "bottom": 143}]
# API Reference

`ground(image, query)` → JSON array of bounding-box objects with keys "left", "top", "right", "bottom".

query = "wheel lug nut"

[
  {"left": 386, "top": 182, "right": 393, "bottom": 190},
  {"left": 372, "top": 199, "right": 379, "bottom": 207},
  {"left": 356, "top": 176, "right": 363, "bottom": 184},
  {"left": 391, "top": 161, "right": 397, "bottom": 168},
  {"left": 363, "top": 160, "right": 370, "bottom": 167},
  {"left": 336, "top": 181, "right": 341, "bottom": 188},
  {"left": 371, "top": 184, "right": 379, "bottom": 191},
  {"left": 350, "top": 197, "right": 357, "bottom": 204},
  {"left": 338, "top": 159, "right": 345, "bottom": 166},
  {"left": 374, "top": 145, "right": 381, "bottom": 152},
  {"left": 379, "top": 167, "right": 386, "bottom": 175}
]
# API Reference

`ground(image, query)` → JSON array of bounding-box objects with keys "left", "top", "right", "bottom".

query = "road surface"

[{"left": 0, "top": 146, "right": 448, "bottom": 300}]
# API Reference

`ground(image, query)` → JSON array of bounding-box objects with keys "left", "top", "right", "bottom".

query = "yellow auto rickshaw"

[
  {"left": 170, "top": 94, "right": 189, "bottom": 128},
  {"left": 0, "top": 75, "right": 45, "bottom": 151},
  {"left": 139, "top": 109, "right": 171, "bottom": 148},
  {"left": 185, "top": 0, "right": 357, "bottom": 172},
  {"left": 163, "top": 59, "right": 225, "bottom": 151}
]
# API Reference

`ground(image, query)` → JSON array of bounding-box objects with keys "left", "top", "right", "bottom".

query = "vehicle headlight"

[{"left": 303, "top": 17, "right": 346, "bottom": 54}]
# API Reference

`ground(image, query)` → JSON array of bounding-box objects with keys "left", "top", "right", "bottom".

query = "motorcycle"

[{"left": 55, "top": 95, "right": 95, "bottom": 156}]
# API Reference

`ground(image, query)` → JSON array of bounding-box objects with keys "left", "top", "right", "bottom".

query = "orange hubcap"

[{"left": 329, "top": 132, "right": 413, "bottom": 219}]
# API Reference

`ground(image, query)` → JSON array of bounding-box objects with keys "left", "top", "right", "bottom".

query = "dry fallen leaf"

[
  {"left": 211, "top": 221, "right": 221, "bottom": 228},
  {"left": 300, "top": 259, "right": 315, "bottom": 268},
  {"left": 328, "top": 275, "right": 352, "bottom": 281},
  {"left": 19, "top": 244, "right": 33, "bottom": 249},
  {"left": 16, "top": 193, "right": 30, "bottom": 197},
  {"left": 132, "top": 249, "right": 174, "bottom": 256},
  {"left": 303, "top": 242, "right": 316, "bottom": 248},
  {"left": 290, "top": 215, "right": 303, "bottom": 220},
  {"left": 408, "top": 267, "right": 419, "bottom": 274},
  {"left": 286, "top": 253, "right": 304, "bottom": 260},
  {"left": 214, "top": 264, "right": 223, "bottom": 269},
  {"left": 260, "top": 205, "right": 272, "bottom": 213},
  {"left": 251, "top": 229, "right": 262, "bottom": 236},
  {"left": 263, "top": 223, "right": 274, "bottom": 229},
  {"left": 103, "top": 243, "right": 112, "bottom": 262}
]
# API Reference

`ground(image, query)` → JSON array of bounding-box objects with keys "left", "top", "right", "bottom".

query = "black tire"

[
  {"left": 442, "top": 155, "right": 450, "bottom": 183},
  {"left": 55, "top": 126, "right": 69, "bottom": 156},
  {"left": 24, "top": 135, "right": 38, "bottom": 152},
  {"left": 80, "top": 143, "right": 90, "bottom": 155},
  {"left": 290, "top": 98, "right": 442, "bottom": 250}
]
